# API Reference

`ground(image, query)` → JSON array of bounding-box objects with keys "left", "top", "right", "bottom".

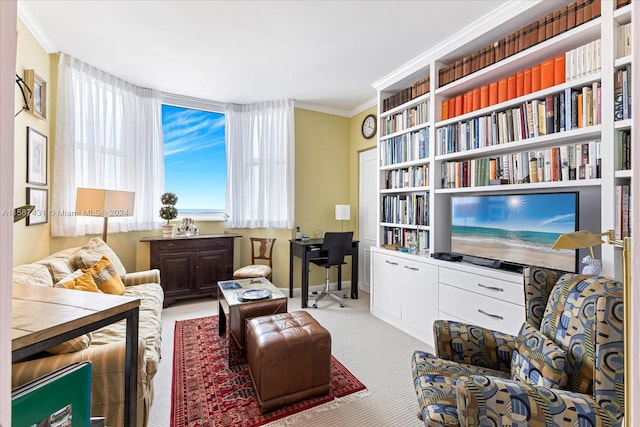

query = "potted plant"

[{"left": 159, "top": 192, "right": 178, "bottom": 237}]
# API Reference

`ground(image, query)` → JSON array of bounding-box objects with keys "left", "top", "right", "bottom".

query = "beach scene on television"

[{"left": 451, "top": 193, "right": 577, "bottom": 272}]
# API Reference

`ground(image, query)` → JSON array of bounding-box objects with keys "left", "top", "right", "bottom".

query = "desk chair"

[
  {"left": 233, "top": 238, "right": 276, "bottom": 281},
  {"left": 310, "top": 231, "right": 353, "bottom": 308}
]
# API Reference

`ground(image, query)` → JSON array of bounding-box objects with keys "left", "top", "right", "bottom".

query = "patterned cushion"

[
  {"left": 59, "top": 271, "right": 100, "bottom": 292},
  {"left": 83, "top": 256, "right": 126, "bottom": 295},
  {"left": 233, "top": 264, "right": 271, "bottom": 279},
  {"left": 73, "top": 237, "right": 127, "bottom": 277},
  {"left": 41, "top": 258, "right": 77, "bottom": 283},
  {"left": 511, "top": 321, "right": 567, "bottom": 389}
]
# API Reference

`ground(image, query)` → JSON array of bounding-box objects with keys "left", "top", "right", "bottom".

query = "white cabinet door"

[
  {"left": 372, "top": 251, "right": 402, "bottom": 318},
  {"left": 401, "top": 259, "right": 438, "bottom": 347}
]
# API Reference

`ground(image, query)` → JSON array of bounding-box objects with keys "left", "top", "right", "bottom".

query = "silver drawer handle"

[
  {"left": 477, "top": 283, "right": 504, "bottom": 292},
  {"left": 478, "top": 309, "right": 504, "bottom": 320},
  {"left": 404, "top": 265, "right": 419, "bottom": 271},
  {"left": 385, "top": 260, "right": 399, "bottom": 265}
]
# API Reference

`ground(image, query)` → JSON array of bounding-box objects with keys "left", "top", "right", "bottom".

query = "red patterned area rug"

[{"left": 171, "top": 315, "right": 367, "bottom": 427}]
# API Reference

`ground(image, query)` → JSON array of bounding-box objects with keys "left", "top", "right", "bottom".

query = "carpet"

[{"left": 171, "top": 315, "right": 367, "bottom": 427}]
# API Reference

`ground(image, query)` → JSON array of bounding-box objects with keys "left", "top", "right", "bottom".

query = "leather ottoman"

[
  {"left": 246, "top": 311, "right": 331, "bottom": 412},
  {"left": 229, "top": 298, "right": 287, "bottom": 353}
]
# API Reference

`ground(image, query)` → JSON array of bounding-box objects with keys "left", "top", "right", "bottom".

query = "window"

[{"left": 162, "top": 104, "right": 226, "bottom": 214}]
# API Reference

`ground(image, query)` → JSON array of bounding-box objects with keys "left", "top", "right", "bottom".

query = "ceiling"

[{"left": 19, "top": 0, "right": 511, "bottom": 116}]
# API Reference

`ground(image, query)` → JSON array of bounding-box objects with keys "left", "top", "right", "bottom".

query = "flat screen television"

[{"left": 450, "top": 192, "right": 578, "bottom": 272}]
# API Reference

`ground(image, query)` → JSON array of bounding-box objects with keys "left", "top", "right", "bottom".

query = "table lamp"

[
  {"left": 335, "top": 204, "right": 350, "bottom": 231},
  {"left": 551, "top": 230, "right": 605, "bottom": 274},
  {"left": 75, "top": 187, "right": 135, "bottom": 242}
]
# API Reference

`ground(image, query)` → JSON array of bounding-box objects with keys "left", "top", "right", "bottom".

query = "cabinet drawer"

[
  {"left": 439, "top": 267, "right": 524, "bottom": 306},
  {"left": 154, "top": 238, "right": 230, "bottom": 252},
  {"left": 439, "top": 283, "right": 524, "bottom": 336}
]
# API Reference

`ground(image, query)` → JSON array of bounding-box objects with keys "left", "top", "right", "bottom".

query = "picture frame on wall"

[
  {"left": 24, "top": 69, "right": 47, "bottom": 119},
  {"left": 26, "top": 187, "right": 48, "bottom": 226},
  {"left": 27, "top": 126, "right": 47, "bottom": 185}
]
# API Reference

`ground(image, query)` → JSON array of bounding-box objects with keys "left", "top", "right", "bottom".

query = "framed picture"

[
  {"left": 24, "top": 69, "right": 47, "bottom": 119},
  {"left": 27, "top": 127, "right": 47, "bottom": 185},
  {"left": 26, "top": 187, "right": 48, "bottom": 226}
]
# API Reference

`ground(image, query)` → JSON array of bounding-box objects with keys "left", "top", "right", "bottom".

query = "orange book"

[
  {"left": 540, "top": 59, "right": 555, "bottom": 89},
  {"left": 442, "top": 99, "right": 449, "bottom": 120},
  {"left": 472, "top": 87, "right": 481, "bottom": 111},
  {"left": 507, "top": 74, "right": 517, "bottom": 100},
  {"left": 523, "top": 68, "right": 532, "bottom": 95},
  {"left": 463, "top": 91, "right": 471, "bottom": 114},
  {"left": 489, "top": 81, "right": 499, "bottom": 105},
  {"left": 577, "top": 93, "right": 584, "bottom": 127},
  {"left": 516, "top": 71, "right": 525, "bottom": 97},
  {"left": 497, "top": 78, "right": 508, "bottom": 103},
  {"left": 455, "top": 94, "right": 463, "bottom": 117},
  {"left": 448, "top": 98, "right": 456, "bottom": 118},
  {"left": 480, "top": 84, "right": 490, "bottom": 108},
  {"left": 554, "top": 54, "right": 566, "bottom": 85},
  {"left": 531, "top": 64, "right": 542, "bottom": 92}
]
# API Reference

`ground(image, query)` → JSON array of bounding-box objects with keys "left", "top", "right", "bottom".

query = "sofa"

[
  {"left": 412, "top": 266, "right": 624, "bottom": 426},
  {"left": 11, "top": 237, "right": 164, "bottom": 427}
]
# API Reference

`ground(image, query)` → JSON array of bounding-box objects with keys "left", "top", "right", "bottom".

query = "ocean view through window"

[{"left": 162, "top": 104, "right": 226, "bottom": 214}]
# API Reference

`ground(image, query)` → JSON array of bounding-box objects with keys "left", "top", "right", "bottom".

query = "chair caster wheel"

[
  {"left": 340, "top": 303, "right": 345, "bottom": 307},
  {"left": 343, "top": 294, "right": 348, "bottom": 298},
  {"left": 313, "top": 304, "right": 318, "bottom": 308}
]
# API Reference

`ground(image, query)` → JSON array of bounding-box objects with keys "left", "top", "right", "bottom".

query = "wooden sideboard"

[{"left": 141, "top": 234, "right": 240, "bottom": 306}]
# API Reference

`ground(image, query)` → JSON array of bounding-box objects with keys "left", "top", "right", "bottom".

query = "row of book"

[
  {"left": 614, "top": 183, "right": 631, "bottom": 240},
  {"left": 616, "top": 0, "right": 631, "bottom": 8},
  {"left": 441, "top": 141, "right": 602, "bottom": 189},
  {"left": 382, "top": 101, "right": 429, "bottom": 137},
  {"left": 616, "top": 129, "right": 631, "bottom": 171},
  {"left": 380, "top": 128, "right": 429, "bottom": 167},
  {"left": 382, "top": 75, "right": 430, "bottom": 113},
  {"left": 437, "top": 83, "right": 601, "bottom": 156},
  {"left": 441, "top": 38, "right": 600, "bottom": 121},
  {"left": 438, "top": 0, "right": 601, "bottom": 88},
  {"left": 614, "top": 64, "right": 632, "bottom": 121},
  {"left": 616, "top": 22, "right": 632, "bottom": 59},
  {"left": 381, "top": 194, "right": 429, "bottom": 227},
  {"left": 381, "top": 227, "right": 430, "bottom": 253},
  {"left": 382, "top": 164, "right": 430, "bottom": 191}
]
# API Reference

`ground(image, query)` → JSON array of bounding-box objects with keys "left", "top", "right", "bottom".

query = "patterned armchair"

[{"left": 412, "top": 266, "right": 625, "bottom": 426}]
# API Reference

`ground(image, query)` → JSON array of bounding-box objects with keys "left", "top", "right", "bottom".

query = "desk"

[
  {"left": 12, "top": 283, "right": 140, "bottom": 427},
  {"left": 289, "top": 238, "right": 359, "bottom": 308}
]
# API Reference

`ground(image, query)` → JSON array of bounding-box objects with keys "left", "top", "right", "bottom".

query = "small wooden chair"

[{"left": 233, "top": 238, "right": 276, "bottom": 281}]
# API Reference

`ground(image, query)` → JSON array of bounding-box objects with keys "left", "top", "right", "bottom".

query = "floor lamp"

[
  {"left": 75, "top": 188, "right": 135, "bottom": 242},
  {"left": 335, "top": 204, "right": 350, "bottom": 232},
  {"left": 552, "top": 229, "right": 631, "bottom": 424}
]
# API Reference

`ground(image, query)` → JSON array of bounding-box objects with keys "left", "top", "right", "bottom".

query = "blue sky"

[
  {"left": 452, "top": 193, "right": 577, "bottom": 233},
  {"left": 162, "top": 105, "right": 226, "bottom": 212}
]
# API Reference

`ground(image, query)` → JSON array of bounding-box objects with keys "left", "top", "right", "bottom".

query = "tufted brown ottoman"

[{"left": 246, "top": 311, "right": 331, "bottom": 412}]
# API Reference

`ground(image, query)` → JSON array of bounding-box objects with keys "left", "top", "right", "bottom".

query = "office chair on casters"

[{"left": 310, "top": 231, "right": 353, "bottom": 308}]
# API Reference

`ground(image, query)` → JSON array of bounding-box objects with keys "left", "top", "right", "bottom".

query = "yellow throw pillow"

[
  {"left": 84, "top": 256, "right": 126, "bottom": 295},
  {"left": 59, "top": 271, "right": 100, "bottom": 293}
]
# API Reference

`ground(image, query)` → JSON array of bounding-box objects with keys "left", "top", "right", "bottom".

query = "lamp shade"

[
  {"left": 335, "top": 204, "right": 350, "bottom": 221},
  {"left": 551, "top": 230, "right": 605, "bottom": 250},
  {"left": 76, "top": 188, "right": 135, "bottom": 217}
]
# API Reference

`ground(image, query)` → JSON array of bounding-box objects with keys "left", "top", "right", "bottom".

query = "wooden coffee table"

[{"left": 217, "top": 277, "right": 287, "bottom": 364}]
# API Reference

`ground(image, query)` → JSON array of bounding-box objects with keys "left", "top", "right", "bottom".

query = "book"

[
  {"left": 480, "top": 84, "right": 490, "bottom": 109},
  {"left": 532, "top": 64, "right": 542, "bottom": 92},
  {"left": 554, "top": 54, "right": 566, "bottom": 85},
  {"left": 507, "top": 74, "right": 517, "bottom": 100},
  {"left": 545, "top": 95, "right": 554, "bottom": 135},
  {"left": 540, "top": 58, "right": 554, "bottom": 89},
  {"left": 497, "top": 77, "right": 508, "bottom": 103},
  {"left": 523, "top": 67, "right": 532, "bottom": 94},
  {"left": 489, "top": 81, "right": 499, "bottom": 105},
  {"left": 516, "top": 71, "right": 524, "bottom": 97}
]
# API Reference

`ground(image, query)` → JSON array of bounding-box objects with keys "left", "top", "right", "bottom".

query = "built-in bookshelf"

[{"left": 373, "top": 0, "right": 634, "bottom": 280}]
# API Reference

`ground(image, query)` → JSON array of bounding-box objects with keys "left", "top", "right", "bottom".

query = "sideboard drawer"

[
  {"left": 439, "top": 283, "right": 524, "bottom": 336},
  {"left": 439, "top": 266, "right": 524, "bottom": 306}
]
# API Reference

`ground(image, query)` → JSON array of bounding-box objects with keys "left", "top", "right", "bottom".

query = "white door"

[{"left": 358, "top": 148, "right": 377, "bottom": 294}]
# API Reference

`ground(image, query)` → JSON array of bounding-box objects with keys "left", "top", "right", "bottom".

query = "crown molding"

[
  {"left": 348, "top": 97, "right": 377, "bottom": 117},
  {"left": 293, "top": 101, "right": 351, "bottom": 117},
  {"left": 373, "top": 0, "right": 547, "bottom": 90},
  {"left": 17, "top": 0, "right": 57, "bottom": 53}
]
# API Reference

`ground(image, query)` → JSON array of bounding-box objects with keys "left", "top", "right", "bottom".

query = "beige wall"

[{"left": 13, "top": 22, "right": 376, "bottom": 293}]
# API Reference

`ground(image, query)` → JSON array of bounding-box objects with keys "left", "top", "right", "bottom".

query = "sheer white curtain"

[
  {"left": 225, "top": 99, "right": 295, "bottom": 228},
  {"left": 52, "top": 53, "right": 164, "bottom": 237}
]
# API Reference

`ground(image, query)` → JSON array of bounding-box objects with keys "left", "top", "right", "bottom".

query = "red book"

[
  {"left": 516, "top": 71, "right": 525, "bottom": 97},
  {"left": 540, "top": 58, "right": 555, "bottom": 89},
  {"left": 480, "top": 84, "right": 490, "bottom": 108},
  {"left": 442, "top": 99, "right": 449, "bottom": 120},
  {"left": 497, "top": 78, "right": 508, "bottom": 103},
  {"left": 523, "top": 67, "right": 533, "bottom": 94},
  {"left": 472, "top": 87, "right": 481, "bottom": 111},
  {"left": 455, "top": 94, "right": 463, "bottom": 117},
  {"left": 507, "top": 74, "right": 517, "bottom": 100},
  {"left": 554, "top": 54, "right": 566, "bottom": 85},
  {"left": 531, "top": 64, "right": 542, "bottom": 92},
  {"left": 489, "top": 81, "right": 499, "bottom": 105}
]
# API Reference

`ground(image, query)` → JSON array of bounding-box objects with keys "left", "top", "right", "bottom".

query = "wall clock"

[{"left": 361, "top": 114, "right": 377, "bottom": 139}]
